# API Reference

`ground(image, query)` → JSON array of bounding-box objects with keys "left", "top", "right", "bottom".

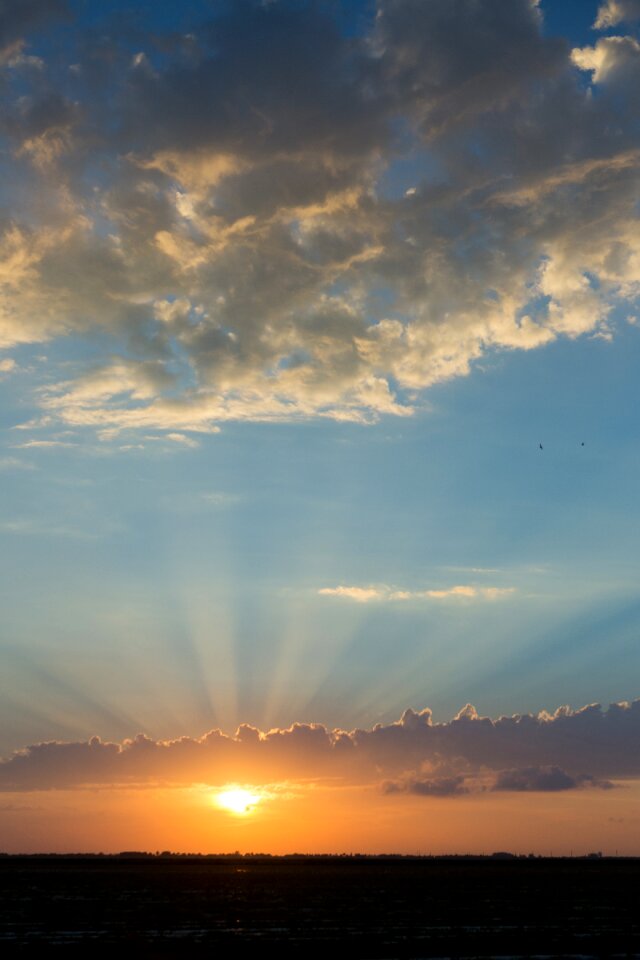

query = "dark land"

[{"left": 1, "top": 855, "right": 639, "bottom": 956}]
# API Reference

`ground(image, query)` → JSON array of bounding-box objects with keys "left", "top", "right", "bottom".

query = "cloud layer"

[
  {"left": 1, "top": 698, "right": 638, "bottom": 792},
  {"left": 1, "top": 0, "right": 640, "bottom": 436}
]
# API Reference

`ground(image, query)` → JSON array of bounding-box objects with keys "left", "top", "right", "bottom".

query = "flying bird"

[{"left": 539, "top": 443, "right": 543, "bottom": 450}]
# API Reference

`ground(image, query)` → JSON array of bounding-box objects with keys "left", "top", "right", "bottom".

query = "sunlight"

[{"left": 214, "top": 787, "right": 262, "bottom": 816}]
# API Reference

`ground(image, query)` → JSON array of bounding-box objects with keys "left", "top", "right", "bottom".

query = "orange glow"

[
  {"left": 214, "top": 787, "right": 262, "bottom": 816},
  {"left": 1, "top": 781, "right": 639, "bottom": 855}
]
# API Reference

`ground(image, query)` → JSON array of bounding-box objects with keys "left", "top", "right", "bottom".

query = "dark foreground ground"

[{"left": 1, "top": 856, "right": 639, "bottom": 957}]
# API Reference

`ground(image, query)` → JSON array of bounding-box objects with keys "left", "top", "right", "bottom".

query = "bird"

[{"left": 539, "top": 443, "right": 543, "bottom": 450}]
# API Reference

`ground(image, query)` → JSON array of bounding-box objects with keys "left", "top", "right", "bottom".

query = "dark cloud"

[
  {"left": 373, "top": 0, "right": 567, "bottom": 136},
  {"left": 382, "top": 774, "right": 469, "bottom": 797},
  {"left": 124, "top": 0, "right": 385, "bottom": 161},
  {"left": 0, "top": 698, "right": 638, "bottom": 791},
  {"left": 491, "top": 766, "right": 615, "bottom": 793},
  {"left": 0, "top": 0, "right": 68, "bottom": 50},
  {"left": 382, "top": 764, "right": 617, "bottom": 797}
]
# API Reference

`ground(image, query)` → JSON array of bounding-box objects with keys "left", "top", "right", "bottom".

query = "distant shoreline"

[{"left": 0, "top": 851, "right": 635, "bottom": 860}]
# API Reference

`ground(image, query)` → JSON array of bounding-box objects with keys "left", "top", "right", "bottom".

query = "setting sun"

[{"left": 214, "top": 788, "right": 262, "bottom": 816}]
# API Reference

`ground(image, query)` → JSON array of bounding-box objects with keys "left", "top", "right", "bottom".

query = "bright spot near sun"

[{"left": 214, "top": 788, "right": 261, "bottom": 816}]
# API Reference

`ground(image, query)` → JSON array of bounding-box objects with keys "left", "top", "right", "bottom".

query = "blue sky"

[
  {"left": 1, "top": 0, "right": 640, "bottom": 815},
  {"left": 3, "top": 316, "right": 640, "bottom": 749}
]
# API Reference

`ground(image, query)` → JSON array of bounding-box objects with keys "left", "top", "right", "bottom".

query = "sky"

[{"left": 1, "top": 0, "right": 640, "bottom": 854}]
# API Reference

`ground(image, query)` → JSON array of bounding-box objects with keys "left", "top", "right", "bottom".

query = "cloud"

[
  {"left": 423, "top": 586, "right": 514, "bottom": 600},
  {"left": 0, "top": 456, "right": 34, "bottom": 471},
  {"left": 0, "top": 518, "right": 97, "bottom": 538},
  {"left": 382, "top": 764, "right": 616, "bottom": 797},
  {"left": 12, "top": 439, "right": 75, "bottom": 449},
  {"left": 200, "top": 491, "right": 240, "bottom": 507},
  {"left": 1, "top": 698, "right": 638, "bottom": 792},
  {"left": 0, "top": 0, "right": 68, "bottom": 51},
  {"left": 594, "top": 0, "right": 640, "bottom": 28},
  {"left": 491, "top": 766, "right": 615, "bottom": 792},
  {"left": 371, "top": 0, "right": 564, "bottom": 136},
  {"left": 382, "top": 774, "right": 469, "bottom": 797},
  {"left": 318, "top": 584, "right": 515, "bottom": 602},
  {"left": 318, "top": 585, "right": 386, "bottom": 603},
  {"left": 143, "top": 432, "right": 201, "bottom": 448},
  {"left": 572, "top": 36, "right": 640, "bottom": 83},
  {"left": 1, "top": 0, "right": 640, "bottom": 434}
]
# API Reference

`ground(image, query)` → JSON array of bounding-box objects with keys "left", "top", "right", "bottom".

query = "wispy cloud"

[
  {"left": 12, "top": 440, "right": 76, "bottom": 449},
  {"left": 0, "top": 457, "right": 34, "bottom": 471},
  {"left": 594, "top": 0, "right": 640, "bottom": 29},
  {"left": 143, "top": 432, "right": 201, "bottom": 449},
  {"left": 318, "top": 584, "right": 515, "bottom": 603},
  {"left": 0, "top": 519, "right": 98, "bottom": 539},
  {"left": 318, "top": 585, "right": 385, "bottom": 603},
  {"left": 200, "top": 491, "right": 242, "bottom": 507}
]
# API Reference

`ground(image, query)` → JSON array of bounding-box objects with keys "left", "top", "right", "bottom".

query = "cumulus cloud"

[
  {"left": 318, "top": 584, "right": 515, "bottom": 602},
  {"left": 572, "top": 36, "right": 640, "bottom": 84},
  {"left": 1, "top": 0, "right": 640, "bottom": 436},
  {"left": 1, "top": 698, "right": 638, "bottom": 792}
]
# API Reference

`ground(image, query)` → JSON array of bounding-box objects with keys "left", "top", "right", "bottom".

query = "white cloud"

[
  {"left": 572, "top": 36, "right": 640, "bottom": 83},
  {"left": 318, "top": 585, "right": 386, "bottom": 603}
]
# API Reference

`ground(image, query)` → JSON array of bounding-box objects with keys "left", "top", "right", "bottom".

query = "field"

[{"left": 1, "top": 856, "right": 639, "bottom": 956}]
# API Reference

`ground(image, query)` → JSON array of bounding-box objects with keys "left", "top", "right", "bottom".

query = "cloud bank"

[
  {"left": 1, "top": 698, "right": 638, "bottom": 793},
  {"left": 1, "top": 0, "right": 640, "bottom": 436}
]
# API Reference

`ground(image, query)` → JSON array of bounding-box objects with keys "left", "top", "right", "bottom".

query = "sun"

[{"left": 214, "top": 788, "right": 262, "bottom": 816}]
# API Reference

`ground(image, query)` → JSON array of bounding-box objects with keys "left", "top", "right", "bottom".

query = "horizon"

[{"left": 0, "top": 851, "right": 623, "bottom": 858}]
